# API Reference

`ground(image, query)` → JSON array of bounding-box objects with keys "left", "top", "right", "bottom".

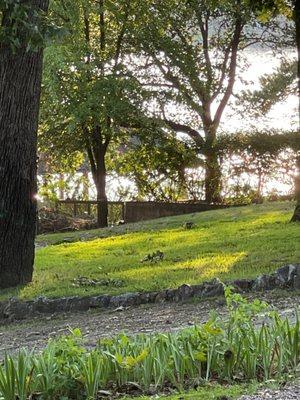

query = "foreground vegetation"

[
  {"left": 0, "top": 290, "right": 299, "bottom": 399},
  {"left": 1, "top": 202, "right": 299, "bottom": 301}
]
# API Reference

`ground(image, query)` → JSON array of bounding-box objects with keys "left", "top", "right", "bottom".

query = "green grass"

[
  {"left": 129, "top": 383, "right": 260, "bottom": 399},
  {"left": 1, "top": 202, "right": 299, "bottom": 301}
]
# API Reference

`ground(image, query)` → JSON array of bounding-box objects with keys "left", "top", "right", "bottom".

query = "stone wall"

[{"left": 0, "top": 264, "right": 299, "bottom": 322}]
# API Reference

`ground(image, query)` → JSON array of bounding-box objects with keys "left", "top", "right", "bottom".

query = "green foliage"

[
  {"left": 0, "top": 352, "right": 33, "bottom": 400},
  {"left": 0, "top": 292, "right": 299, "bottom": 399},
  {"left": 114, "top": 130, "right": 197, "bottom": 201},
  {"left": 218, "top": 130, "right": 300, "bottom": 153},
  {"left": 39, "top": 0, "right": 148, "bottom": 175},
  {"left": 237, "top": 59, "right": 298, "bottom": 116},
  {"left": 217, "top": 130, "right": 299, "bottom": 201},
  {"left": 248, "top": 0, "right": 293, "bottom": 20},
  {"left": 37, "top": 0, "right": 296, "bottom": 204},
  {"left": 0, "top": 0, "right": 52, "bottom": 51}
]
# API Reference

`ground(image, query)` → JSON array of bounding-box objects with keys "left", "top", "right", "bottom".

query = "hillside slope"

[{"left": 1, "top": 202, "right": 299, "bottom": 300}]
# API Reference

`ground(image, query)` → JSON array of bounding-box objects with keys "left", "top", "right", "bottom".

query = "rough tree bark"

[
  {"left": 204, "top": 126, "right": 222, "bottom": 203},
  {"left": 0, "top": 0, "right": 49, "bottom": 288},
  {"left": 290, "top": 0, "right": 300, "bottom": 222},
  {"left": 205, "top": 152, "right": 222, "bottom": 204},
  {"left": 95, "top": 149, "right": 109, "bottom": 228}
]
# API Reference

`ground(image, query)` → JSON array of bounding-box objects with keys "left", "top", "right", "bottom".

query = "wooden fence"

[{"left": 56, "top": 200, "right": 229, "bottom": 224}]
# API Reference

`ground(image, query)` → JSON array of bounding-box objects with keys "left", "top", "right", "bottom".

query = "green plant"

[
  {"left": 80, "top": 352, "right": 102, "bottom": 400},
  {"left": 0, "top": 351, "right": 33, "bottom": 400},
  {"left": 0, "top": 355, "right": 16, "bottom": 400},
  {"left": 33, "top": 347, "right": 58, "bottom": 399},
  {"left": 0, "top": 291, "right": 299, "bottom": 400}
]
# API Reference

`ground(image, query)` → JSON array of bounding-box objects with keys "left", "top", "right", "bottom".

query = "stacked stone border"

[{"left": 0, "top": 264, "right": 299, "bottom": 322}]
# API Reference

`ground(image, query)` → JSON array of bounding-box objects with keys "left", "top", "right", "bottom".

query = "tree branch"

[
  {"left": 163, "top": 119, "right": 204, "bottom": 148},
  {"left": 113, "top": 0, "right": 130, "bottom": 69},
  {"left": 213, "top": 14, "right": 243, "bottom": 127}
]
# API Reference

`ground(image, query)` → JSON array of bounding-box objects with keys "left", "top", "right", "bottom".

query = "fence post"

[
  {"left": 123, "top": 202, "right": 127, "bottom": 222},
  {"left": 121, "top": 202, "right": 125, "bottom": 221}
]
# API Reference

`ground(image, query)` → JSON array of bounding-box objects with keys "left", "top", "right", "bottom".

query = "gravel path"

[
  {"left": 0, "top": 291, "right": 299, "bottom": 358},
  {"left": 240, "top": 384, "right": 300, "bottom": 399}
]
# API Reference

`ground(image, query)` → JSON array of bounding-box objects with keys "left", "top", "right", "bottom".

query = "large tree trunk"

[
  {"left": 95, "top": 149, "right": 108, "bottom": 228},
  {"left": 204, "top": 126, "right": 222, "bottom": 204},
  {"left": 0, "top": 0, "right": 49, "bottom": 289},
  {"left": 205, "top": 151, "right": 222, "bottom": 203},
  {"left": 290, "top": 0, "right": 300, "bottom": 222}
]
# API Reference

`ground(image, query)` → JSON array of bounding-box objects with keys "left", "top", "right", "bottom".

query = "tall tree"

[
  {"left": 41, "top": 0, "right": 144, "bottom": 227},
  {"left": 0, "top": 0, "right": 49, "bottom": 288},
  {"left": 249, "top": 0, "right": 299, "bottom": 220},
  {"left": 136, "top": 0, "right": 291, "bottom": 203}
]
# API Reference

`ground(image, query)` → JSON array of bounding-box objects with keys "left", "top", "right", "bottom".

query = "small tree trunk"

[
  {"left": 95, "top": 150, "right": 108, "bottom": 228},
  {"left": 82, "top": 168, "right": 90, "bottom": 200},
  {"left": 58, "top": 173, "right": 65, "bottom": 200},
  {"left": 0, "top": 0, "right": 49, "bottom": 289}
]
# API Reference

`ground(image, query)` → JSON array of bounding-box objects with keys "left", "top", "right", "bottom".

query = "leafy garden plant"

[{"left": 0, "top": 289, "right": 299, "bottom": 399}]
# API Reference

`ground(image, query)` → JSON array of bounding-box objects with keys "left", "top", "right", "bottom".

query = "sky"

[{"left": 220, "top": 49, "right": 298, "bottom": 132}]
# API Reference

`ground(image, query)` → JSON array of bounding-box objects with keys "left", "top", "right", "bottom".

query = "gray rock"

[
  {"left": 139, "top": 292, "right": 151, "bottom": 303},
  {"left": 33, "top": 296, "right": 54, "bottom": 314},
  {"left": 276, "top": 264, "right": 297, "bottom": 286},
  {"left": 233, "top": 279, "right": 254, "bottom": 291},
  {"left": 201, "top": 279, "right": 224, "bottom": 297},
  {"left": 4, "top": 299, "right": 34, "bottom": 320},
  {"left": 148, "top": 291, "right": 159, "bottom": 303},
  {"left": 90, "top": 295, "right": 111, "bottom": 308},
  {"left": 68, "top": 296, "right": 94, "bottom": 312},
  {"left": 165, "top": 289, "right": 177, "bottom": 301},
  {"left": 155, "top": 291, "right": 167, "bottom": 303},
  {"left": 252, "top": 274, "right": 278, "bottom": 291},
  {"left": 110, "top": 293, "right": 141, "bottom": 307},
  {"left": 175, "top": 284, "right": 194, "bottom": 301},
  {"left": 192, "top": 283, "right": 206, "bottom": 297}
]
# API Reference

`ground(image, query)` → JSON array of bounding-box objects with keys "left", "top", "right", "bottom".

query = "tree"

[
  {"left": 136, "top": 0, "right": 288, "bottom": 203},
  {"left": 41, "top": 0, "right": 145, "bottom": 227},
  {"left": 0, "top": 0, "right": 49, "bottom": 288},
  {"left": 218, "top": 130, "right": 300, "bottom": 201},
  {"left": 114, "top": 129, "right": 197, "bottom": 201},
  {"left": 243, "top": 0, "right": 300, "bottom": 220}
]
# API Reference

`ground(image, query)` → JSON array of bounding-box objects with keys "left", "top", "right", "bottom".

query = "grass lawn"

[{"left": 1, "top": 201, "right": 299, "bottom": 301}]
